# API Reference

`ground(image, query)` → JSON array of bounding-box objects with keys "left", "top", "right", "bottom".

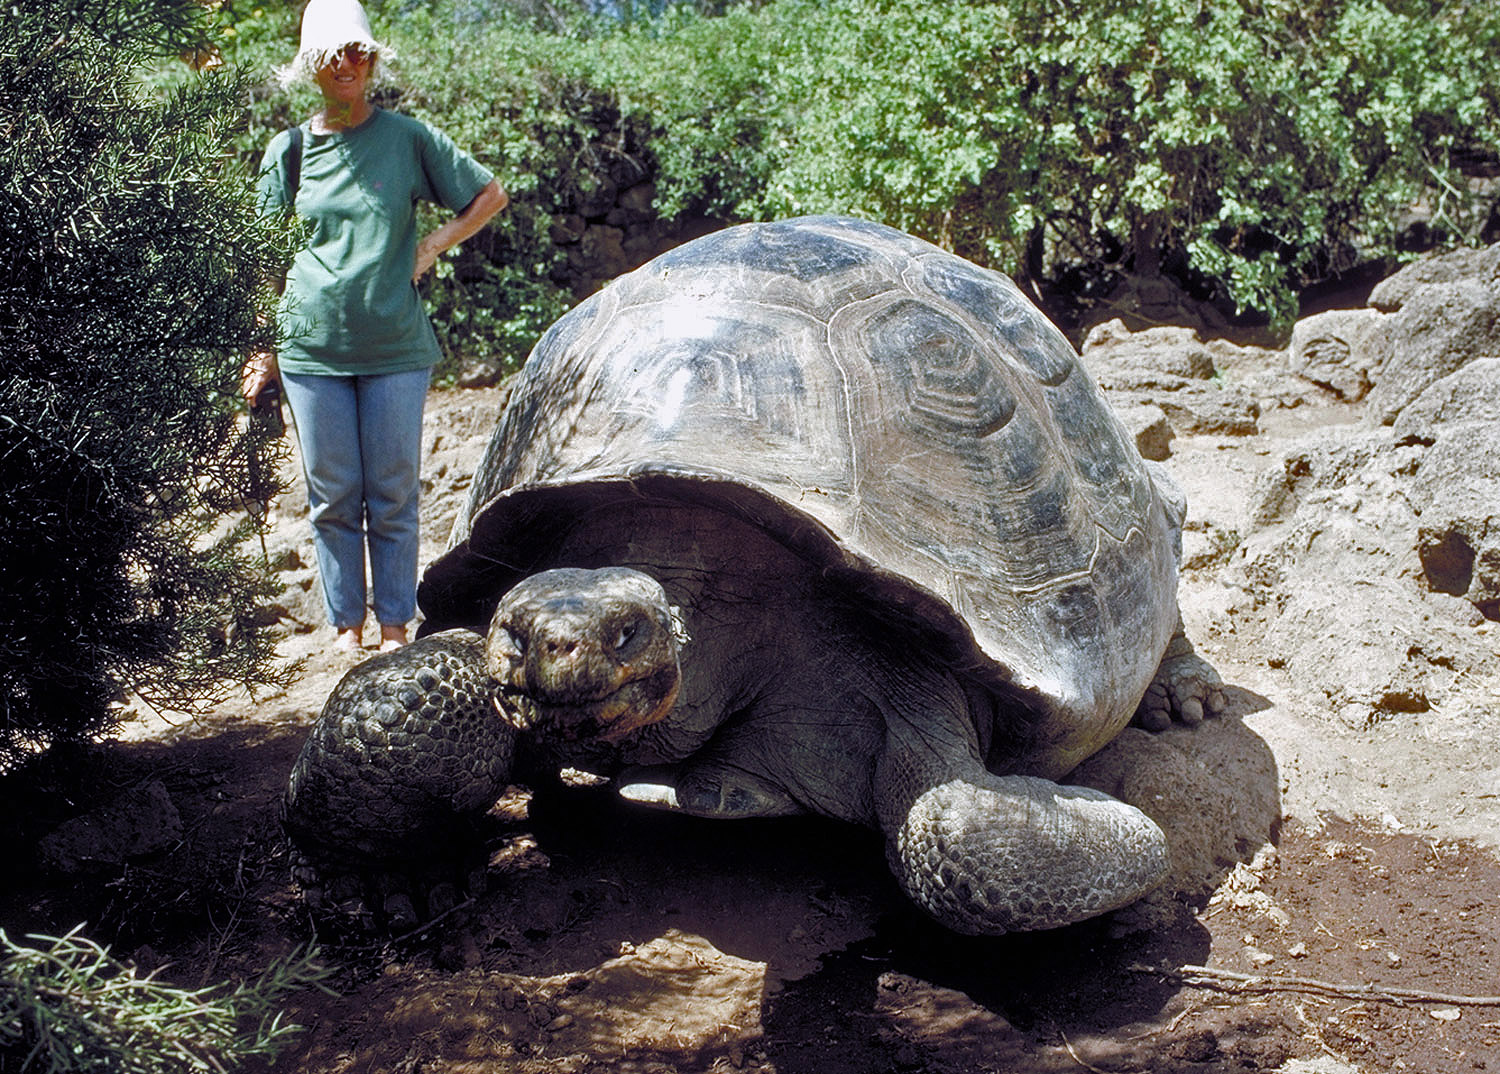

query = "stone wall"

[{"left": 545, "top": 170, "right": 724, "bottom": 298}]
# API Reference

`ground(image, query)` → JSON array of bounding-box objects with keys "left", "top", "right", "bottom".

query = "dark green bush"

[
  {"left": 0, "top": 0, "right": 295, "bottom": 764},
  {"left": 696, "top": 0, "right": 1500, "bottom": 326}
]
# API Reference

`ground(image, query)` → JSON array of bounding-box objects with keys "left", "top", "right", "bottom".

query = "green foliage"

[
  {"left": 221, "top": 0, "right": 1500, "bottom": 365},
  {"left": 722, "top": 0, "right": 1500, "bottom": 325},
  {"left": 0, "top": 0, "right": 297, "bottom": 763},
  {"left": 0, "top": 926, "right": 330, "bottom": 1073}
]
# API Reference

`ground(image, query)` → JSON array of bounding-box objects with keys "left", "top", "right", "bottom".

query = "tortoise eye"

[
  {"left": 493, "top": 627, "right": 524, "bottom": 659},
  {"left": 613, "top": 621, "right": 640, "bottom": 653}
]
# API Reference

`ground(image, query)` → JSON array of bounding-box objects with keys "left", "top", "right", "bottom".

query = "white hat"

[{"left": 277, "top": 0, "right": 396, "bottom": 88}]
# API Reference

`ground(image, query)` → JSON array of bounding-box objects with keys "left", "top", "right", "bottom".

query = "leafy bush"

[
  {"left": 722, "top": 0, "right": 1500, "bottom": 326},
  {"left": 0, "top": 0, "right": 296, "bottom": 764},
  {"left": 222, "top": 0, "right": 1500, "bottom": 364},
  {"left": 0, "top": 926, "right": 329, "bottom": 1073}
]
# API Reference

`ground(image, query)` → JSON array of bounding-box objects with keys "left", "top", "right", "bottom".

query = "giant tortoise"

[{"left": 282, "top": 215, "right": 1222, "bottom": 935}]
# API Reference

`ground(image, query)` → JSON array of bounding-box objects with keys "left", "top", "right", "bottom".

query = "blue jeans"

[{"left": 280, "top": 369, "right": 430, "bottom": 630}]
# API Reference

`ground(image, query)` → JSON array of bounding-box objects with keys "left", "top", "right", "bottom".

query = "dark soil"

[{"left": 4, "top": 717, "right": 1497, "bottom": 1074}]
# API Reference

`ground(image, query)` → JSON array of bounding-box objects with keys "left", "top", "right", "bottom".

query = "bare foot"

[
  {"left": 335, "top": 625, "right": 365, "bottom": 654},
  {"left": 379, "top": 624, "right": 408, "bottom": 653}
]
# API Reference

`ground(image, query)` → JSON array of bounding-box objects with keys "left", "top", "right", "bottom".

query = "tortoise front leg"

[
  {"left": 282, "top": 629, "right": 517, "bottom": 923},
  {"left": 875, "top": 742, "right": 1169, "bottom": 935}
]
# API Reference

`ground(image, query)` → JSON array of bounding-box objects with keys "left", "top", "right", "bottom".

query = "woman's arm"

[{"left": 412, "top": 179, "right": 509, "bottom": 283}]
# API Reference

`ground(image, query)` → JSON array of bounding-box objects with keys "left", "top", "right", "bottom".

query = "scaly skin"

[
  {"left": 1135, "top": 624, "right": 1228, "bottom": 731},
  {"left": 282, "top": 631, "right": 514, "bottom": 863}
]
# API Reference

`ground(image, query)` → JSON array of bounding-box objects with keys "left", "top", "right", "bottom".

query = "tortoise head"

[{"left": 485, "top": 567, "right": 682, "bottom": 744}]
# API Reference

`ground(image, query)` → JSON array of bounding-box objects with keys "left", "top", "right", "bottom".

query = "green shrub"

[
  {"left": 730, "top": 0, "right": 1500, "bottom": 326},
  {"left": 0, "top": 0, "right": 296, "bottom": 763},
  {"left": 222, "top": 0, "right": 1500, "bottom": 362},
  {"left": 0, "top": 926, "right": 329, "bottom": 1073}
]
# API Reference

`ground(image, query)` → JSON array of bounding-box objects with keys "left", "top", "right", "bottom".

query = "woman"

[{"left": 244, "top": 0, "right": 508, "bottom": 654}]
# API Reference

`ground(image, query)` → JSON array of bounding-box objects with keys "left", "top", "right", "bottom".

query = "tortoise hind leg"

[
  {"left": 1135, "top": 616, "right": 1227, "bottom": 731},
  {"left": 876, "top": 753, "right": 1169, "bottom": 935}
]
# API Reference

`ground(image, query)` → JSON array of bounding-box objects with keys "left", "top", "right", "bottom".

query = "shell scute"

[
  {"left": 656, "top": 216, "right": 882, "bottom": 283},
  {"left": 913, "top": 255, "right": 1075, "bottom": 387},
  {"left": 856, "top": 297, "right": 1019, "bottom": 441}
]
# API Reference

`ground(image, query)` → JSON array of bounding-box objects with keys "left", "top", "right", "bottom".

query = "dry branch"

[{"left": 1130, "top": 963, "right": 1500, "bottom": 1008}]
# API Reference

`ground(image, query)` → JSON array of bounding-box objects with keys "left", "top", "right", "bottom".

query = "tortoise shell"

[{"left": 420, "top": 216, "right": 1179, "bottom": 773}]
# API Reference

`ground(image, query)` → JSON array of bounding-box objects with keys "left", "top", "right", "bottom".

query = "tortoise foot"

[
  {"left": 885, "top": 771, "right": 1169, "bottom": 935},
  {"left": 290, "top": 846, "right": 487, "bottom": 932},
  {"left": 1135, "top": 632, "right": 1226, "bottom": 731},
  {"left": 281, "top": 629, "right": 515, "bottom": 930}
]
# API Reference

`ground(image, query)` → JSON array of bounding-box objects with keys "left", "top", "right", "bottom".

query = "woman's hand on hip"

[{"left": 412, "top": 180, "right": 509, "bottom": 284}]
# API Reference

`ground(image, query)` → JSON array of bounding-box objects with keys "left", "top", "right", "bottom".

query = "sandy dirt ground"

[{"left": 4, "top": 321, "right": 1499, "bottom": 1074}]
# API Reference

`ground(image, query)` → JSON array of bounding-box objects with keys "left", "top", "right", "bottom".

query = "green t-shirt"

[{"left": 257, "top": 108, "right": 494, "bottom": 375}]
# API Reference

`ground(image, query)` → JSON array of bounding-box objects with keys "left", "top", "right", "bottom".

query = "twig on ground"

[
  {"left": 1130, "top": 963, "right": 1500, "bottom": 1008},
  {"left": 1058, "top": 1028, "right": 1116, "bottom": 1073},
  {"left": 392, "top": 898, "right": 475, "bottom": 944}
]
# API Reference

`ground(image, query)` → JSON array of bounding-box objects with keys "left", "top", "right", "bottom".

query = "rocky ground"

[{"left": 5, "top": 246, "right": 1500, "bottom": 1074}]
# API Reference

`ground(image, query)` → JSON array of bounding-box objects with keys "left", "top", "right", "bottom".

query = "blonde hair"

[{"left": 275, "top": 41, "right": 397, "bottom": 91}]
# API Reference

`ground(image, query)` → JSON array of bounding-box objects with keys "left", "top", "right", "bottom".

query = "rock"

[
  {"left": 1241, "top": 427, "right": 1401, "bottom": 530},
  {"left": 1364, "top": 280, "right": 1500, "bottom": 425},
  {"left": 1381, "top": 360, "right": 1500, "bottom": 617},
  {"left": 1112, "top": 399, "right": 1174, "bottom": 460},
  {"left": 1276, "top": 1058, "right": 1363, "bottom": 1074},
  {"left": 1179, "top": 529, "right": 1221, "bottom": 570},
  {"left": 1087, "top": 274, "right": 1232, "bottom": 334},
  {"left": 1245, "top": 463, "right": 1296, "bottom": 529},
  {"left": 1393, "top": 357, "right": 1500, "bottom": 441},
  {"left": 1367, "top": 244, "right": 1500, "bottom": 311},
  {"left": 1072, "top": 717, "right": 1279, "bottom": 937},
  {"left": 549, "top": 930, "right": 764, "bottom": 1058},
  {"left": 573, "top": 173, "right": 618, "bottom": 218},
  {"left": 1226, "top": 408, "right": 1499, "bottom": 723},
  {"left": 617, "top": 180, "right": 656, "bottom": 220},
  {"left": 38, "top": 780, "right": 183, "bottom": 874},
  {"left": 1258, "top": 574, "right": 1436, "bottom": 727},
  {"left": 1153, "top": 384, "right": 1260, "bottom": 436},
  {"left": 1287, "top": 308, "right": 1385, "bottom": 401},
  {"left": 1072, "top": 728, "right": 1245, "bottom": 901},
  {"left": 1411, "top": 422, "right": 1500, "bottom": 616},
  {"left": 606, "top": 152, "right": 650, "bottom": 188},
  {"left": 1083, "top": 320, "right": 1218, "bottom": 380},
  {"left": 580, "top": 224, "right": 628, "bottom": 278},
  {"left": 1082, "top": 321, "right": 1261, "bottom": 436},
  {"left": 549, "top": 213, "right": 587, "bottom": 245},
  {"left": 622, "top": 232, "right": 663, "bottom": 264},
  {"left": 456, "top": 361, "right": 504, "bottom": 389}
]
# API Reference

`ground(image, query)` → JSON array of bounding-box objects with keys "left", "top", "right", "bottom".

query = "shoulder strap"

[{"left": 284, "top": 125, "right": 303, "bottom": 207}]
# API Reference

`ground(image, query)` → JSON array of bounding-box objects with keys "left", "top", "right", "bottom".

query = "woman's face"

[{"left": 315, "top": 45, "right": 373, "bottom": 108}]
